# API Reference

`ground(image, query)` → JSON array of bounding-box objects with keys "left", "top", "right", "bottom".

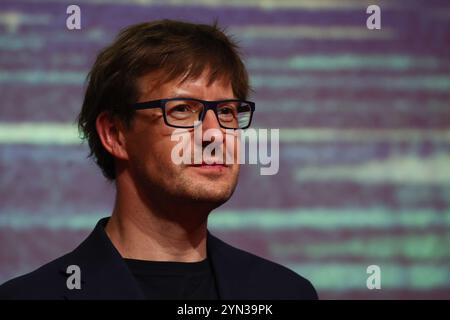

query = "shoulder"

[
  {"left": 0, "top": 254, "right": 70, "bottom": 300},
  {"left": 208, "top": 234, "right": 318, "bottom": 299}
]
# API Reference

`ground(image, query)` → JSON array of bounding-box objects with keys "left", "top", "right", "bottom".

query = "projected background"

[{"left": 1, "top": 0, "right": 450, "bottom": 299}]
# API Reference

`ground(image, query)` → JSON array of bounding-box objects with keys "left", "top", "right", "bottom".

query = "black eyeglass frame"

[{"left": 131, "top": 97, "right": 255, "bottom": 129}]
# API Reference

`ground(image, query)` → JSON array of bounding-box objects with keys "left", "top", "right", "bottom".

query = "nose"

[
  {"left": 199, "top": 108, "right": 226, "bottom": 157},
  {"left": 201, "top": 109, "right": 222, "bottom": 130}
]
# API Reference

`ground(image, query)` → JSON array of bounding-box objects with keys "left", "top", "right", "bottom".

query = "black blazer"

[{"left": 0, "top": 218, "right": 318, "bottom": 300}]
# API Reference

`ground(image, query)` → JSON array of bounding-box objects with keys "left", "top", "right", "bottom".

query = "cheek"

[
  {"left": 225, "top": 132, "right": 240, "bottom": 163},
  {"left": 126, "top": 128, "right": 169, "bottom": 170},
  {"left": 154, "top": 139, "right": 181, "bottom": 166},
  {"left": 148, "top": 129, "right": 186, "bottom": 171}
]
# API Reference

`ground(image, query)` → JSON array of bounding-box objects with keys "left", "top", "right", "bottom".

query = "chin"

[
  {"left": 163, "top": 167, "right": 239, "bottom": 204},
  {"left": 192, "top": 186, "right": 233, "bottom": 203}
]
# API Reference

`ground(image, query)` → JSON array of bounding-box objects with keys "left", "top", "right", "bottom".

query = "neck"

[{"left": 105, "top": 173, "right": 210, "bottom": 262}]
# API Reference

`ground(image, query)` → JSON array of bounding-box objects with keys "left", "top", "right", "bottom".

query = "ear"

[{"left": 96, "top": 111, "right": 129, "bottom": 160}]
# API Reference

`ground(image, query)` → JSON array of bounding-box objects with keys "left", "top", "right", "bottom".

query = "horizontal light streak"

[
  {"left": 248, "top": 55, "right": 446, "bottom": 71},
  {"left": 295, "top": 154, "right": 450, "bottom": 185},
  {"left": 271, "top": 234, "right": 450, "bottom": 260},
  {"left": 229, "top": 25, "right": 394, "bottom": 40},
  {"left": 1, "top": 123, "right": 450, "bottom": 144},
  {"left": 2, "top": 71, "right": 449, "bottom": 92},
  {"left": 11, "top": 0, "right": 396, "bottom": 10},
  {"left": 1, "top": 208, "right": 449, "bottom": 230},
  {"left": 290, "top": 263, "right": 450, "bottom": 290}
]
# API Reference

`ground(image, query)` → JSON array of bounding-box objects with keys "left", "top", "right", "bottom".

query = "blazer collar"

[
  {"left": 61, "top": 217, "right": 241, "bottom": 300},
  {"left": 206, "top": 230, "right": 245, "bottom": 300},
  {"left": 61, "top": 218, "right": 144, "bottom": 299}
]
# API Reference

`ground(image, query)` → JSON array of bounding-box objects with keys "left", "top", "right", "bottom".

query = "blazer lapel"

[
  {"left": 61, "top": 218, "right": 244, "bottom": 300},
  {"left": 207, "top": 231, "right": 249, "bottom": 300},
  {"left": 61, "top": 218, "right": 145, "bottom": 300}
]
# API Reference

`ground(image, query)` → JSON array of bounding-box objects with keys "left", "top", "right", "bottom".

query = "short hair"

[{"left": 77, "top": 19, "right": 251, "bottom": 180}]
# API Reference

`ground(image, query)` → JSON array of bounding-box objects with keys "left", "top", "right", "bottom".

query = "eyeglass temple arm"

[{"left": 132, "top": 99, "right": 167, "bottom": 110}]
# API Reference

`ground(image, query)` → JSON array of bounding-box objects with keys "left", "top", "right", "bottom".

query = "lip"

[
  {"left": 191, "top": 162, "right": 227, "bottom": 166},
  {"left": 188, "top": 162, "right": 229, "bottom": 173}
]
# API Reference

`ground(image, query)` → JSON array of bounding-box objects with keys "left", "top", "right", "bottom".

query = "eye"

[
  {"left": 172, "top": 104, "right": 192, "bottom": 113},
  {"left": 219, "top": 107, "right": 233, "bottom": 114},
  {"left": 218, "top": 104, "right": 238, "bottom": 117}
]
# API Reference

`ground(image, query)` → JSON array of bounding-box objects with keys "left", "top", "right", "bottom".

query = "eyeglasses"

[{"left": 131, "top": 98, "right": 255, "bottom": 129}]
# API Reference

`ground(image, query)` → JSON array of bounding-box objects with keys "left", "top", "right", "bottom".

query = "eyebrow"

[{"left": 168, "top": 93, "right": 237, "bottom": 100}]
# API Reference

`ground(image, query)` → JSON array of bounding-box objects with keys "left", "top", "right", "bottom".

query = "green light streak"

[
  {"left": 1, "top": 208, "right": 449, "bottom": 230},
  {"left": 271, "top": 234, "right": 450, "bottom": 260},
  {"left": 0, "top": 70, "right": 86, "bottom": 85},
  {"left": 295, "top": 154, "right": 450, "bottom": 185},
  {"left": 251, "top": 75, "right": 450, "bottom": 92},
  {"left": 0, "top": 123, "right": 82, "bottom": 145},
  {"left": 248, "top": 55, "right": 443, "bottom": 71},
  {"left": 290, "top": 263, "right": 450, "bottom": 290},
  {"left": 1, "top": 123, "right": 450, "bottom": 145}
]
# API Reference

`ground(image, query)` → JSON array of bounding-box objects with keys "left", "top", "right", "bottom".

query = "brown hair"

[{"left": 77, "top": 19, "right": 251, "bottom": 180}]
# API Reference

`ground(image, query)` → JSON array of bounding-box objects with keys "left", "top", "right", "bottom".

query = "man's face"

[{"left": 122, "top": 71, "right": 240, "bottom": 209}]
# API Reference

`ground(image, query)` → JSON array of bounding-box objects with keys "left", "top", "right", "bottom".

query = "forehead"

[{"left": 137, "top": 69, "right": 234, "bottom": 101}]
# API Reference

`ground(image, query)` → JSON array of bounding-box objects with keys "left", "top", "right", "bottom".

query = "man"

[{"left": 0, "top": 19, "right": 317, "bottom": 300}]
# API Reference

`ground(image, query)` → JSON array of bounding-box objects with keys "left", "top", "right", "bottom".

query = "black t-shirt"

[{"left": 124, "top": 257, "right": 219, "bottom": 300}]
